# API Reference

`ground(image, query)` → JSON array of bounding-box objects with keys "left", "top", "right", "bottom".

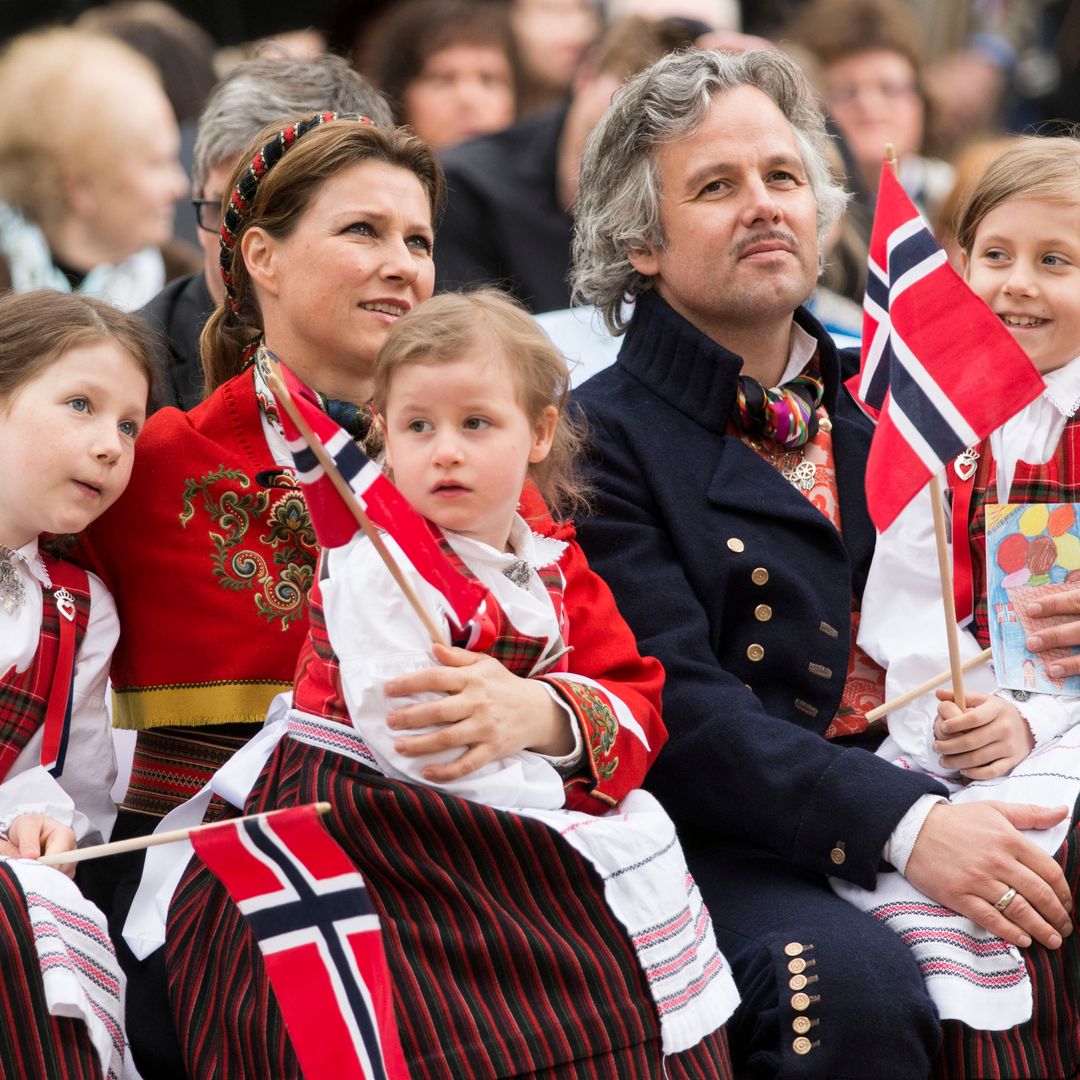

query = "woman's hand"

[
  {"left": 1024, "top": 591, "right": 1080, "bottom": 677},
  {"left": 0, "top": 814, "right": 78, "bottom": 877},
  {"left": 934, "top": 690, "right": 1034, "bottom": 779},
  {"left": 383, "top": 643, "right": 576, "bottom": 782}
]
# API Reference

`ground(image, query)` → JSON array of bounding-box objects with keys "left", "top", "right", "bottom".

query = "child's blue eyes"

[{"left": 68, "top": 397, "right": 89, "bottom": 413}]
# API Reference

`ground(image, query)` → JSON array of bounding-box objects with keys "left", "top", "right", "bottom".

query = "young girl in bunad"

[
  {"left": 0, "top": 289, "right": 153, "bottom": 1079},
  {"left": 156, "top": 287, "right": 738, "bottom": 1079},
  {"left": 845, "top": 136, "right": 1080, "bottom": 1079}
]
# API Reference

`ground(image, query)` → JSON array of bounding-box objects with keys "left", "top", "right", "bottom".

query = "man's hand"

[
  {"left": 934, "top": 690, "right": 1034, "bottom": 779},
  {"left": 1023, "top": 591, "right": 1080, "bottom": 677},
  {"left": 904, "top": 802, "right": 1074, "bottom": 950},
  {"left": 0, "top": 814, "right": 77, "bottom": 877}
]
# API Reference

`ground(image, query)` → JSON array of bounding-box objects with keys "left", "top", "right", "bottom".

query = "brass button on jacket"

[
  {"left": 789, "top": 974, "right": 808, "bottom": 991},
  {"left": 726, "top": 537, "right": 745, "bottom": 553},
  {"left": 791, "top": 992, "right": 811, "bottom": 1011},
  {"left": 830, "top": 843, "right": 846, "bottom": 865},
  {"left": 754, "top": 603, "right": 772, "bottom": 621},
  {"left": 788, "top": 957, "right": 807, "bottom": 974},
  {"left": 793, "top": 1036, "right": 814, "bottom": 1055},
  {"left": 751, "top": 567, "right": 769, "bottom": 586},
  {"left": 746, "top": 643, "right": 765, "bottom": 662},
  {"left": 784, "top": 942, "right": 804, "bottom": 957},
  {"left": 792, "top": 1016, "right": 812, "bottom": 1034}
]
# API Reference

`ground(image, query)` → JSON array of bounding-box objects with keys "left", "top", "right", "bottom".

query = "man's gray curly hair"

[{"left": 571, "top": 48, "right": 849, "bottom": 334}]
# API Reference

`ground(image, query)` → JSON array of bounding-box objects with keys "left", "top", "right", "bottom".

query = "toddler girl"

[{"left": 314, "top": 286, "right": 654, "bottom": 810}]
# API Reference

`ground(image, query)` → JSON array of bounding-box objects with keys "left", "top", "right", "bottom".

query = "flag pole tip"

[
  {"left": 884, "top": 142, "right": 897, "bottom": 164},
  {"left": 315, "top": 801, "right": 332, "bottom": 815}
]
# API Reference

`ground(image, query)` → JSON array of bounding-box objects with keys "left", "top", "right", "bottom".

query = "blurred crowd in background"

[{"left": 0, "top": 0, "right": 1076, "bottom": 373}]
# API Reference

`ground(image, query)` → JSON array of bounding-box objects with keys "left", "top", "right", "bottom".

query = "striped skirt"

[
  {"left": 935, "top": 813, "right": 1080, "bottom": 1080},
  {"left": 166, "top": 736, "right": 733, "bottom": 1078},
  {"left": 0, "top": 863, "right": 101, "bottom": 1079}
]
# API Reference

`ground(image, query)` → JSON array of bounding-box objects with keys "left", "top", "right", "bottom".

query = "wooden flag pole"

[
  {"left": 36, "top": 802, "right": 333, "bottom": 867},
  {"left": 884, "top": 142, "right": 967, "bottom": 710},
  {"left": 262, "top": 359, "right": 448, "bottom": 647},
  {"left": 865, "top": 647, "right": 990, "bottom": 725}
]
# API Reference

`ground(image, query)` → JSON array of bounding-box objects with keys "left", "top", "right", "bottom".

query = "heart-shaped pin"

[
  {"left": 53, "top": 587, "right": 76, "bottom": 622},
  {"left": 954, "top": 449, "right": 979, "bottom": 483}
]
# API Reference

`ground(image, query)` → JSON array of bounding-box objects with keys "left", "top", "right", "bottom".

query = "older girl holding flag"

[{"left": 853, "top": 136, "right": 1080, "bottom": 1077}]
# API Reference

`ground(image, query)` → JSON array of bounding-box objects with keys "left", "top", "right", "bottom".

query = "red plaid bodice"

[
  {"left": 0, "top": 556, "right": 91, "bottom": 782},
  {"left": 953, "top": 415, "right": 1080, "bottom": 648}
]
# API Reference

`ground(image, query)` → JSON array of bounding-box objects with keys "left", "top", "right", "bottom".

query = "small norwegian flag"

[
  {"left": 263, "top": 351, "right": 487, "bottom": 633},
  {"left": 996, "top": 603, "right": 1017, "bottom": 623},
  {"left": 848, "top": 163, "right": 1044, "bottom": 532},
  {"left": 190, "top": 805, "right": 409, "bottom": 1080}
]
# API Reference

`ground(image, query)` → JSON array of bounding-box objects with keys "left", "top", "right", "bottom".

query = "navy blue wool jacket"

[{"left": 574, "top": 290, "right": 945, "bottom": 890}]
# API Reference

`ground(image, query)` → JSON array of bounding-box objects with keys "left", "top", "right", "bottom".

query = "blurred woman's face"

[
  {"left": 404, "top": 43, "right": 516, "bottom": 150},
  {"left": 252, "top": 159, "right": 436, "bottom": 381},
  {"left": 80, "top": 78, "right": 188, "bottom": 261},
  {"left": 824, "top": 49, "right": 924, "bottom": 176},
  {"left": 511, "top": 0, "right": 599, "bottom": 96}
]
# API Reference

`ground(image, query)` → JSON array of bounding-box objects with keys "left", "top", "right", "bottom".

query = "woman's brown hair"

[
  {"left": 200, "top": 118, "right": 445, "bottom": 397},
  {"left": 0, "top": 289, "right": 156, "bottom": 405},
  {"left": 373, "top": 288, "right": 588, "bottom": 519},
  {"left": 956, "top": 135, "right": 1080, "bottom": 256}
]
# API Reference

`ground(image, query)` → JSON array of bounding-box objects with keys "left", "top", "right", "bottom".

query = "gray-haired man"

[
  {"left": 573, "top": 47, "right": 1073, "bottom": 1078},
  {"left": 139, "top": 53, "right": 392, "bottom": 409}
]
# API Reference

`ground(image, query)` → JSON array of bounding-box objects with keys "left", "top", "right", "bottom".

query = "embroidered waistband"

[
  {"left": 123, "top": 727, "right": 252, "bottom": 819},
  {"left": 286, "top": 712, "right": 380, "bottom": 771}
]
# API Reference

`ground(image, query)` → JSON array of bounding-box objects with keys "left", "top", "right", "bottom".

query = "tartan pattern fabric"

[
  {"left": 122, "top": 726, "right": 251, "bottom": 819},
  {"left": 960, "top": 418, "right": 1080, "bottom": 648},
  {"left": 434, "top": 530, "right": 563, "bottom": 676},
  {"left": 933, "top": 807, "right": 1080, "bottom": 1079},
  {"left": 165, "top": 735, "right": 733, "bottom": 1079},
  {"left": 0, "top": 863, "right": 101, "bottom": 1080},
  {"left": 0, "top": 556, "right": 90, "bottom": 783}
]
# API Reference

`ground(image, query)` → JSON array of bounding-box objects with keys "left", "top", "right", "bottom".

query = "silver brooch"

[
  {"left": 53, "top": 587, "right": 76, "bottom": 622},
  {"left": 781, "top": 459, "right": 818, "bottom": 492},
  {"left": 954, "top": 447, "right": 980, "bottom": 482},
  {"left": 0, "top": 546, "right": 24, "bottom": 618},
  {"left": 502, "top": 559, "right": 533, "bottom": 590}
]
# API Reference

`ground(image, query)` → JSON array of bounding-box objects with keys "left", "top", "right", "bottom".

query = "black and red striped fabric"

[
  {"left": 166, "top": 736, "right": 733, "bottom": 1078},
  {"left": 0, "top": 863, "right": 100, "bottom": 1079},
  {"left": 934, "top": 812, "right": 1080, "bottom": 1079}
]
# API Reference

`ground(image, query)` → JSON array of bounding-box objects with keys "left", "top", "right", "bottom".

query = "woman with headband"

[{"left": 76, "top": 116, "right": 734, "bottom": 1077}]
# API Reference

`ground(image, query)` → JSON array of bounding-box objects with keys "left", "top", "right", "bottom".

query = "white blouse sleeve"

[
  {"left": 858, "top": 487, "right": 998, "bottom": 774},
  {"left": 321, "top": 538, "right": 565, "bottom": 810},
  {"left": 0, "top": 572, "right": 118, "bottom": 844}
]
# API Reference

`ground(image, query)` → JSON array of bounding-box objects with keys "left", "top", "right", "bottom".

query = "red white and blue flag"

[
  {"left": 190, "top": 804, "right": 409, "bottom": 1080},
  {"left": 849, "top": 163, "right": 1044, "bottom": 532},
  {"left": 264, "top": 352, "right": 487, "bottom": 632}
]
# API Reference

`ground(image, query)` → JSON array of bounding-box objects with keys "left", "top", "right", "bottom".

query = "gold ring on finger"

[{"left": 994, "top": 886, "right": 1018, "bottom": 913}]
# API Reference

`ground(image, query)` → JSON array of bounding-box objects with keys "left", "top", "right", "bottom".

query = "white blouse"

[
  {"left": 0, "top": 540, "right": 118, "bottom": 843},
  {"left": 319, "top": 516, "right": 586, "bottom": 810}
]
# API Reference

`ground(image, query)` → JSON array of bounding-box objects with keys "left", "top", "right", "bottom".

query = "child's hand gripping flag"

[
  {"left": 848, "top": 162, "right": 1045, "bottom": 533},
  {"left": 258, "top": 349, "right": 488, "bottom": 639}
]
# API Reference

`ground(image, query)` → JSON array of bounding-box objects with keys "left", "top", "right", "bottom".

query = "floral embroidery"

[
  {"left": 180, "top": 466, "right": 318, "bottom": 629},
  {"left": 559, "top": 680, "right": 620, "bottom": 781}
]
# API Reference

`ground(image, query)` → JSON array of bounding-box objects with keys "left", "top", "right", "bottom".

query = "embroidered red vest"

[
  {"left": 950, "top": 416, "right": 1080, "bottom": 648},
  {"left": 0, "top": 556, "right": 91, "bottom": 783}
]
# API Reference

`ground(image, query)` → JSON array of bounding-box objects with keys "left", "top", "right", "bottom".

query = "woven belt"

[{"left": 122, "top": 727, "right": 253, "bottom": 820}]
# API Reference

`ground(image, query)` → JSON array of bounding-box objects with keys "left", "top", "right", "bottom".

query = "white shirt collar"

[
  {"left": 446, "top": 514, "right": 567, "bottom": 571},
  {"left": 1040, "top": 353, "right": 1080, "bottom": 418},
  {"left": 8, "top": 539, "right": 50, "bottom": 588},
  {"left": 775, "top": 322, "right": 819, "bottom": 389}
]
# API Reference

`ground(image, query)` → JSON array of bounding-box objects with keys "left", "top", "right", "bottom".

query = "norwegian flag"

[
  {"left": 996, "top": 602, "right": 1017, "bottom": 623},
  {"left": 190, "top": 804, "right": 408, "bottom": 1080},
  {"left": 262, "top": 351, "right": 487, "bottom": 632},
  {"left": 848, "top": 163, "right": 1045, "bottom": 532}
]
